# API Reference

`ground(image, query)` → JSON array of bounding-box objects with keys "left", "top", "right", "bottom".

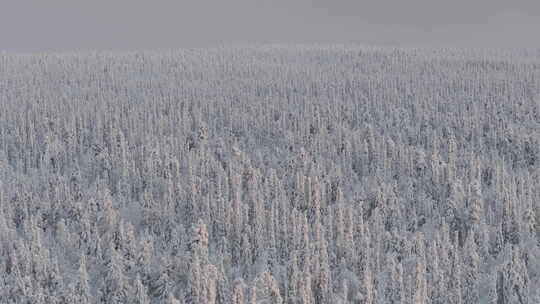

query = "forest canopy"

[{"left": 0, "top": 46, "right": 539, "bottom": 303}]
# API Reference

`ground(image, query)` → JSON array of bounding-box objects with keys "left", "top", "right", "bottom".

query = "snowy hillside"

[{"left": 0, "top": 45, "right": 539, "bottom": 303}]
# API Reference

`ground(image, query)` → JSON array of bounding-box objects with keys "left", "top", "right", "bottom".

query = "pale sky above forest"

[{"left": 2, "top": 0, "right": 540, "bottom": 52}]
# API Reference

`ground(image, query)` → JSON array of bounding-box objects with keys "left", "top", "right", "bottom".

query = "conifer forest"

[{"left": 0, "top": 46, "right": 539, "bottom": 303}]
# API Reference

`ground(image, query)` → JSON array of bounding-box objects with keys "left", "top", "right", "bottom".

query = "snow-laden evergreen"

[{"left": 0, "top": 45, "right": 539, "bottom": 303}]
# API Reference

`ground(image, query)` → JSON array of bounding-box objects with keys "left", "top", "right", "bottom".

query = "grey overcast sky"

[{"left": 2, "top": 0, "right": 540, "bottom": 52}]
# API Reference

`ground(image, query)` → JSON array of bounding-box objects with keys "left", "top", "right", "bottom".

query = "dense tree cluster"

[{"left": 0, "top": 46, "right": 539, "bottom": 303}]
